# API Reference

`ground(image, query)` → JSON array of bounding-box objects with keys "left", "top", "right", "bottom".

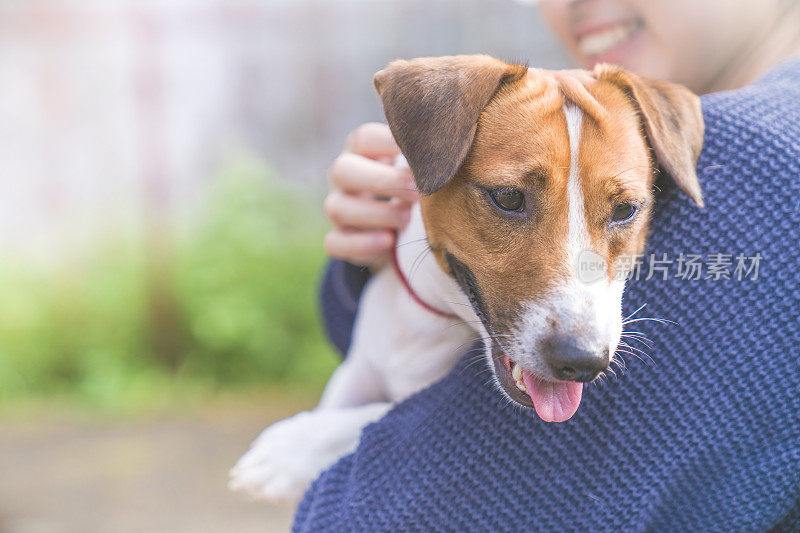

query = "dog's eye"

[
  {"left": 611, "top": 203, "right": 637, "bottom": 223},
  {"left": 489, "top": 189, "right": 524, "bottom": 212}
]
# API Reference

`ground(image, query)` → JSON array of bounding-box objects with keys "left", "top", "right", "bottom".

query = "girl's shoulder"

[
  {"left": 700, "top": 56, "right": 800, "bottom": 156},
  {"left": 698, "top": 56, "right": 800, "bottom": 193}
]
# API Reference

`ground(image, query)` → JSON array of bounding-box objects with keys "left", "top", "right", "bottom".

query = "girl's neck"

[{"left": 700, "top": 9, "right": 800, "bottom": 94}]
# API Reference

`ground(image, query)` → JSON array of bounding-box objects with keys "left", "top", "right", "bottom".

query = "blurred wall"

[{"left": 0, "top": 0, "right": 572, "bottom": 260}]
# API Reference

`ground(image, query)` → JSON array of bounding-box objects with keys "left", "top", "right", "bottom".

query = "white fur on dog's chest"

[{"left": 356, "top": 204, "right": 475, "bottom": 400}]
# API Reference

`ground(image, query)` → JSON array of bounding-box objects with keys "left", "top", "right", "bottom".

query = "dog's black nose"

[{"left": 543, "top": 336, "right": 609, "bottom": 382}]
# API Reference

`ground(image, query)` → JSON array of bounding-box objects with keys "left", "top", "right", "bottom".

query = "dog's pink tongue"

[{"left": 522, "top": 371, "right": 583, "bottom": 423}]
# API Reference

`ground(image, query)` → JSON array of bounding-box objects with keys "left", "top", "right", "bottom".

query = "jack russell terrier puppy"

[{"left": 229, "top": 55, "right": 704, "bottom": 503}]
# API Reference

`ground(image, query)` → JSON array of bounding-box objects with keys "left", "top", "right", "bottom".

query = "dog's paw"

[{"left": 229, "top": 405, "right": 388, "bottom": 504}]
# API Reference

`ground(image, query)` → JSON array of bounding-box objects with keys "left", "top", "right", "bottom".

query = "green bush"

[
  {"left": 176, "top": 159, "right": 337, "bottom": 385},
  {"left": 0, "top": 159, "right": 338, "bottom": 411}
]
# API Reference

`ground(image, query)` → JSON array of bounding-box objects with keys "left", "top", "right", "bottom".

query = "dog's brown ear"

[
  {"left": 594, "top": 64, "right": 705, "bottom": 207},
  {"left": 374, "top": 55, "right": 527, "bottom": 194}
]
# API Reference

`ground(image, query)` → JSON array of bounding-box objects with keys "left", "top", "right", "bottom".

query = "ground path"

[{"left": 0, "top": 392, "right": 317, "bottom": 532}]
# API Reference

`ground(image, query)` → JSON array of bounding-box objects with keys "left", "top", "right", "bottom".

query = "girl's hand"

[{"left": 324, "top": 123, "right": 419, "bottom": 268}]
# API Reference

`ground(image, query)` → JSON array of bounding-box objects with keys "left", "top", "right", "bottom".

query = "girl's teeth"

[{"left": 578, "top": 20, "right": 639, "bottom": 56}]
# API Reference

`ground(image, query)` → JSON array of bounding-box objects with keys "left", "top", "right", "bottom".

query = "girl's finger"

[
  {"left": 343, "top": 122, "right": 401, "bottom": 160},
  {"left": 328, "top": 152, "right": 418, "bottom": 203},
  {"left": 324, "top": 229, "right": 394, "bottom": 266},
  {"left": 324, "top": 191, "right": 412, "bottom": 230}
]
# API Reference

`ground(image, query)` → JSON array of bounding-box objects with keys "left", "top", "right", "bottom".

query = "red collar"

[{"left": 390, "top": 244, "right": 458, "bottom": 320}]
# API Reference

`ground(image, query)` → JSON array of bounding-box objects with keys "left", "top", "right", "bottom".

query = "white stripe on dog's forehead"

[{"left": 563, "top": 103, "right": 590, "bottom": 269}]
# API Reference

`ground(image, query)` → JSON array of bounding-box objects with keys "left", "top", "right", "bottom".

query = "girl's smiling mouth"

[{"left": 575, "top": 18, "right": 643, "bottom": 59}]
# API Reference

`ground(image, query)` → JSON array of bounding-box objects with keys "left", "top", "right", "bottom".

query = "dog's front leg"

[
  {"left": 228, "top": 402, "right": 390, "bottom": 503},
  {"left": 228, "top": 269, "right": 404, "bottom": 504},
  {"left": 316, "top": 350, "right": 387, "bottom": 409},
  {"left": 229, "top": 206, "right": 473, "bottom": 504}
]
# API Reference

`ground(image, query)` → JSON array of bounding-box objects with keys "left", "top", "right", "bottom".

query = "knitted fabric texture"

[
  {"left": 319, "top": 260, "right": 371, "bottom": 356},
  {"left": 303, "top": 57, "right": 800, "bottom": 532}
]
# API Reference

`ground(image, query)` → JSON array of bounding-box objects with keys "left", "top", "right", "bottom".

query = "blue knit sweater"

[{"left": 300, "top": 57, "right": 800, "bottom": 532}]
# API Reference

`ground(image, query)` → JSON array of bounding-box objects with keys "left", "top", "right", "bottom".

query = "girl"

[{"left": 305, "top": 1, "right": 800, "bottom": 529}]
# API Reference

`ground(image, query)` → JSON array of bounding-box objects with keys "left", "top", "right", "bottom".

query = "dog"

[{"left": 228, "top": 55, "right": 704, "bottom": 503}]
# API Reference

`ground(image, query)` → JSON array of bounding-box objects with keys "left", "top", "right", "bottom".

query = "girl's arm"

[{"left": 319, "top": 259, "right": 371, "bottom": 355}]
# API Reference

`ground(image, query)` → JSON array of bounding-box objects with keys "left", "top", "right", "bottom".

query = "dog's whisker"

[
  {"left": 455, "top": 335, "right": 514, "bottom": 357},
  {"left": 440, "top": 300, "right": 473, "bottom": 308},
  {"left": 444, "top": 320, "right": 481, "bottom": 331},
  {"left": 620, "top": 336, "right": 654, "bottom": 349},
  {"left": 620, "top": 335, "right": 654, "bottom": 350},
  {"left": 620, "top": 330, "right": 655, "bottom": 346},
  {"left": 610, "top": 363, "right": 626, "bottom": 377},
  {"left": 620, "top": 331, "right": 654, "bottom": 342},
  {"left": 379, "top": 187, "right": 421, "bottom": 193},
  {"left": 592, "top": 372, "right": 608, "bottom": 386},
  {"left": 395, "top": 237, "right": 430, "bottom": 248},
  {"left": 620, "top": 332, "right": 653, "bottom": 340},
  {"left": 456, "top": 351, "right": 489, "bottom": 376},
  {"left": 453, "top": 341, "right": 484, "bottom": 357},
  {"left": 408, "top": 246, "right": 433, "bottom": 283},
  {"left": 615, "top": 346, "right": 647, "bottom": 360},
  {"left": 618, "top": 342, "right": 655, "bottom": 365},
  {"left": 412, "top": 246, "right": 433, "bottom": 276},
  {"left": 498, "top": 389, "right": 523, "bottom": 415},
  {"left": 620, "top": 340, "right": 651, "bottom": 353},
  {"left": 468, "top": 368, "right": 494, "bottom": 384},
  {"left": 405, "top": 242, "right": 431, "bottom": 280},
  {"left": 623, "top": 303, "right": 648, "bottom": 322},
  {"left": 445, "top": 320, "right": 507, "bottom": 333},
  {"left": 622, "top": 317, "right": 677, "bottom": 326},
  {"left": 615, "top": 348, "right": 655, "bottom": 367},
  {"left": 476, "top": 366, "right": 498, "bottom": 380},
  {"left": 621, "top": 330, "right": 651, "bottom": 335},
  {"left": 623, "top": 328, "right": 654, "bottom": 335},
  {"left": 464, "top": 337, "right": 490, "bottom": 357},
  {"left": 482, "top": 376, "right": 499, "bottom": 389},
  {"left": 462, "top": 356, "right": 488, "bottom": 371},
  {"left": 615, "top": 353, "right": 646, "bottom": 367}
]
